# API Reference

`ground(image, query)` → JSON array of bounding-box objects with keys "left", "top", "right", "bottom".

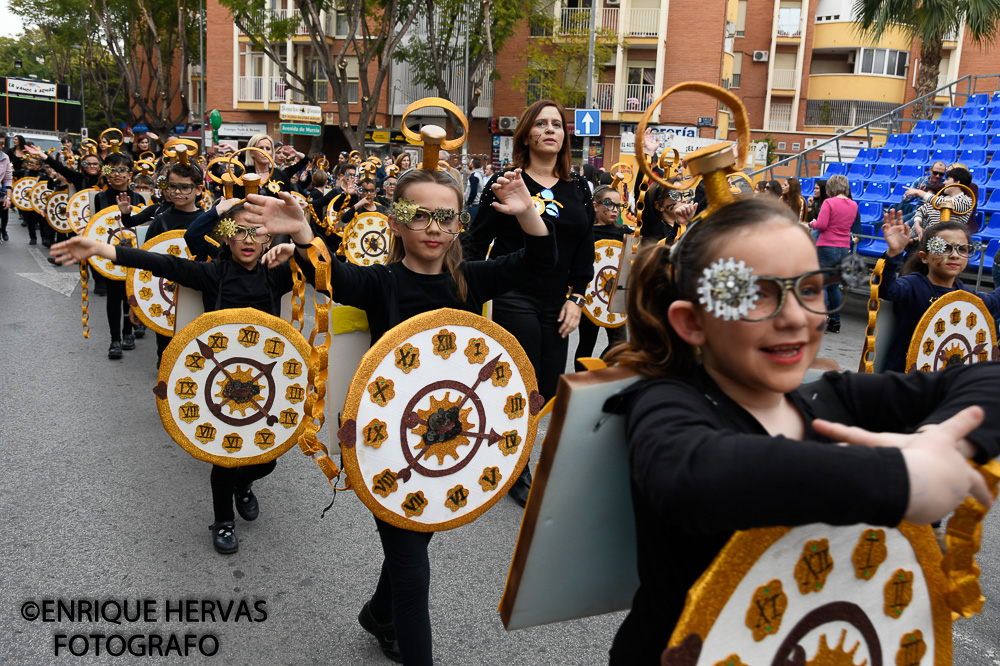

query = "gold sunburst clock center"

[
  {"left": 411, "top": 392, "right": 474, "bottom": 464},
  {"left": 214, "top": 366, "right": 264, "bottom": 415}
]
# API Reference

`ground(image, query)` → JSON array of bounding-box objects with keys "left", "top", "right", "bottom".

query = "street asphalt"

[{"left": 1, "top": 212, "right": 998, "bottom": 665}]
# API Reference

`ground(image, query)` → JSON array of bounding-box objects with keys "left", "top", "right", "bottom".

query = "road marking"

[{"left": 16, "top": 247, "right": 82, "bottom": 297}]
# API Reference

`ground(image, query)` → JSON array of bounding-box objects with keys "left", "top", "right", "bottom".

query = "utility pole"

[
  {"left": 200, "top": 0, "right": 207, "bottom": 149},
  {"left": 582, "top": 1, "right": 597, "bottom": 166}
]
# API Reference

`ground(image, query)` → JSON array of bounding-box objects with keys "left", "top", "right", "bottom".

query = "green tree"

[
  {"left": 220, "top": 0, "right": 421, "bottom": 153},
  {"left": 853, "top": 0, "right": 1000, "bottom": 119},
  {"left": 394, "top": 0, "right": 530, "bottom": 133},
  {"left": 514, "top": 6, "right": 622, "bottom": 109}
]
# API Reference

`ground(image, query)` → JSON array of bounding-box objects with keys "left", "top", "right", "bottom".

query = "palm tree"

[{"left": 853, "top": 0, "right": 1000, "bottom": 119}]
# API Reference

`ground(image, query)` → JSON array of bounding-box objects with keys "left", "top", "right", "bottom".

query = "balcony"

[
  {"left": 238, "top": 75, "right": 265, "bottom": 102},
  {"left": 391, "top": 60, "right": 494, "bottom": 118},
  {"left": 270, "top": 77, "right": 287, "bottom": 102},
  {"left": 769, "top": 102, "right": 793, "bottom": 131},
  {"left": 595, "top": 83, "right": 615, "bottom": 111},
  {"left": 772, "top": 68, "right": 797, "bottom": 90},
  {"left": 291, "top": 80, "right": 329, "bottom": 104},
  {"left": 239, "top": 8, "right": 311, "bottom": 37},
  {"left": 625, "top": 8, "right": 659, "bottom": 37},
  {"left": 559, "top": 7, "right": 592, "bottom": 35},
  {"left": 551, "top": 7, "right": 658, "bottom": 38},
  {"left": 623, "top": 83, "right": 655, "bottom": 112},
  {"left": 732, "top": 73, "right": 741, "bottom": 88},
  {"left": 776, "top": 21, "right": 802, "bottom": 38}
]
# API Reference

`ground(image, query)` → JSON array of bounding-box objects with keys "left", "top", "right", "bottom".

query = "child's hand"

[
  {"left": 50, "top": 236, "right": 99, "bottom": 266},
  {"left": 674, "top": 202, "right": 698, "bottom": 225},
  {"left": 813, "top": 406, "right": 993, "bottom": 524},
  {"left": 490, "top": 169, "right": 534, "bottom": 216},
  {"left": 117, "top": 192, "right": 131, "bottom": 216},
  {"left": 215, "top": 197, "right": 240, "bottom": 217},
  {"left": 24, "top": 145, "right": 45, "bottom": 158},
  {"left": 261, "top": 242, "right": 295, "bottom": 268},
  {"left": 243, "top": 192, "right": 307, "bottom": 237},
  {"left": 881, "top": 209, "right": 910, "bottom": 256}
]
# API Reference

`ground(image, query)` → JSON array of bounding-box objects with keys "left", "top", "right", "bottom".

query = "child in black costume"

[
  {"left": 603, "top": 197, "right": 1000, "bottom": 665},
  {"left": 244, "top": 167, "right": 555, "bottom": 666},
  {"left": 51, "top": 194, "right": 318, "bottom": 556}
]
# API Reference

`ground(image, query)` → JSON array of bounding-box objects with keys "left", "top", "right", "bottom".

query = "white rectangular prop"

[
  {"left": 173, "top": 287, "right": 293, "bottom": 333},
  {"left": 500, "top": 366, "right": 641, "bottom": 630},
  {"left": 326, "top": 305, "right": 371, "bottom": 440}
]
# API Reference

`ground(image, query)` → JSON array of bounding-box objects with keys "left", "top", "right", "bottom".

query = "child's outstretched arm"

[
  {"left": 489, "top": 169, "right": 548, "bottom": 237},
  {"left": 813, "top": 406, "right": 993, "bottom": 524},
  {"left": 50, "top": 236, "right": 116, "bottom": 266},
  {"left": 881, "top": 208, "right": 910, "bottom": 257}
]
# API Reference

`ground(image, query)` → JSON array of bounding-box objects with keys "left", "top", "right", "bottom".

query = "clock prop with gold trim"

[
  {"left": 82, "top": 204, "right": 145, "bottom": 280},
  {"left": 45, "top": 191, "right": 73, "bottom": 234},
  {"left": 67, "top": 188, "right": 99, "bottom": 233},
  {"left": 126, "top": 230, "right": 197, "bottom": 337},
  {"left": 905, "top": 290, "right": 997, "bottom": 373},
  {"left": 583, "top": 239, "right": 627, "bottom": 328},
  {"left": 338, "top": 308, "right": 543, "bottom": 531},
  {"left": 342, "top": 210, "right": 392, "bottom": 266},
  {"left": 153, "top": 308, "right": 313, "bottom": 467}
]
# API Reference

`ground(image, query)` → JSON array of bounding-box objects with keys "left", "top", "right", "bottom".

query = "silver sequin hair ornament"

[{"left": 696, "top": 257, "right": 760, "bottom": 321}]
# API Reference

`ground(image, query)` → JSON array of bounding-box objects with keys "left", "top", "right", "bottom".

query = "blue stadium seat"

[
  {"left": 975, "top": 217, "right": 1000, "bottom": 242},
  {"left": 979, "top": 188, "right": 1000, "bottom": 216},
  {"left": 934, "top": 134, "right": 960, "bottom": 149},
  {"left": 987, "top": 171, "right": 1000, "bottom": 189},
  {"left": 963, "top": 134, "right": 988, "bottom": 150},
  {"left": 888, "top": 182, "right": 908, "bottom": 199},
  {"left": 991, "top": 92, "right": 1000, "bottom": 105},
  {"left": 848, "top": 162, "right": 873, "bottom": 179},
  {"left": 901, "top": 149, "right": 930, "bottom": 166},
  {"left": 988, "top": 107, "right": 1000, "bottom": 121},
  {"left": 858, "top": 201, "right": 884, "bottom": 223},
  {"left": 897, "top": 164, "right": 923, "bottom": 182},
  {"left": 987, "top": 151, "right": 1000, "bottom": 170},
  {"left": 937, "top": 120, "right": 962, "bottom": 134},
  {"left": 854, "top": 224, "right": 876, "bottom": 253},
  {"left": 799, "top": 177, "right": 815, "bottom": 195},
  {"left": 967, "top": 238, "right": 998, "bottom": 271},
  {"left": 884, "top": 134, "right": 909, "bottom": 149},
  {"left": 971, "top": 211, "right": 987, "bottom": 234},
  {"left": 876, "top": 148, "right": 901, "bottom": 165},
  {"left": 939, "top": 107, "right": 963, "bottom": 121},
  {"left": 850, "top": 180, "right": 866, "bottom": 199},
  {"left": 986, "top": 134, "right": 1000, "bottom": 154},
  {"left": 870, "top": 164, "right": 896, "bottom": 181},
  {"left": 913, "top": 120, "right": 937, "bottom": 133},
  {"left": 959, "top": 148, "right": 987, "bottom": 166},
  {"left": 824, "top": 162, "right": 848, "bottom": 176},
  {"left": 909, "top": 133, "right": 934, "bottom": 149},
  {"left": 964, "top": 105, "right": 990, "bottom": 121},
  {"left": 859, "top": 227, "right": 888, "bottom": 258},
  {"left": 963, "top": 120, "right": 989, "bottom": 135},
  {"left": 967, "top": 93, "right": 990, "bottom": 106},
  {"left": 968, "top": 167, "right": 986, "bottom": 184},
  {"left": 856, "top": 147, "right": 879, "bottom": 162},
  {"left": 860, "top": 182, "right": 891, "bottom": 205},
  {"left": 931, "top": 148, "right": 957, "bottom": 164}
]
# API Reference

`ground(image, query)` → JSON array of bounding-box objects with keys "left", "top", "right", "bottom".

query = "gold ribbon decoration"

[
  {"left": 80, "top": 263, "right": 90, "bottom": 338},
  {"left": 859, "top": 258, "right": 887, "bottom": 374},
  {"left": 930, "top": 183, "right": 977, "bottom": 224},
  {"left": 100, "top": 128, "right": 124, "bottom": 154},
  {"left": 635, "top": 82, "right": 750, "bottom": 218},
  {"left": 400, "top": 97, "right": 469, "bottom": 172}
]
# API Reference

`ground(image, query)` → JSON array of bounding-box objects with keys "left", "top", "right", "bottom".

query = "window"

[
  {"left": 777, "top": 5, "right": 801, "bottom": 36},
  {"left": 857, "top": 48, "right": 909, "bottom": 77},
  {"left": 736, "top": 0, "right": 747, "bottom": 36},
  {"left": 732, "top": 52, "right": 743, "bottom": 88}
]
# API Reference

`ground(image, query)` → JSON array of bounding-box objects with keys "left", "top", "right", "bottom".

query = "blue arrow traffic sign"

[{"left": 574, "top": 109, "right": 601, "bottom": 137}]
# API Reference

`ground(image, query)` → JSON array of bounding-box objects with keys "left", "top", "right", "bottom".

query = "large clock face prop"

[
  {"left": 339, "top": 308, "right": 543, "bottom": 531},
  {"left": 342, "top": 211, "right": 392, "bottom": 266},
  {"left": 12, "top": 176, "right": 37, "bottom": 212},
  {"left": 29, "top": 180, "right": 52, "bottom": 215},
  {"left": 583, "top": 239, "right": 628, "bottom": 328},
  {"left": 67, "top": 188, "right": 99, "bottom": 233},
  {"left": 154, "top": 308, "right": 313, "bottom": 467},
  {"left": 126, "top": 230, "right": 197, "bottom": 337},
  {"left": 82, "top": 205, "right": 145, "bottom": 280},
  {"left": 45, "top": 191, "right": 73, "bottom": 234},
  {"left": 905, "top": 290, "right": 997, "bottom": 373}
]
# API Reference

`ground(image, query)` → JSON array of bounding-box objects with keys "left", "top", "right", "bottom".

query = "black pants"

[
  {"left": 155, "top": 332, "right": 171, "bottom": 361},
  {"left": 573, "top": 318, "right": 628, "bottom": 372},
  {"left": 25, "top": 210, "right": 50, "bottom": 243},
  {"left": 0, "top": 202, "right": 8, "bottom": 236},
  {"left": 105, "top": 280, "right": 133, "bottom": 342},
  {"left": 209, "top": 461, "right": 277, "bottom": 522},
  {"left": 491, "top": 291, "right": 567, "bottom": 401},
  {"left": 369, "top": 518, "right": 434, "bottom": 666}
]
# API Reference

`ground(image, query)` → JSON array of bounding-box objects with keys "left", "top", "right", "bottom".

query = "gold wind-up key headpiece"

[
  {"left": 931, "top": 183, "right": 977, "bottom": 223},
  {"left": 162, "top": 138, "right": 199, "bottom": 166},
  {"left": 134, "top": 158, "right": 156, "bottom": 177},
  {"left": 100, "top": 128, "right": 124, "bottom": 154},
  {"left": 81, "top": 138, "right": 99, "bottom": 156},
  {"left": 400, "top": 97, "right": 469, "bottom": 173}
]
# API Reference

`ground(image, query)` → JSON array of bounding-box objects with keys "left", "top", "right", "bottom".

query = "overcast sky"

[{"left": 0, "top": 0, "right": 25, "bottom": 38}]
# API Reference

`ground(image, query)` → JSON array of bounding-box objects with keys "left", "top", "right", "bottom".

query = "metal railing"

[
  {"left": 769, "top": 102, "right": 793, "bottom": 131},
  {"left": 625, "top": 8, "right": 659, "bottom": 37},
  {"left": 270, "top": 77, "right": 287, "bottom": 102},
  {"left": 772, "top": 68, "right": 797, "bottom": 89},
  {"left": 749, "top": 74, "right": 996, "bottom": 182},
  {"left": 803, "top": 99, "right": 897, "bottom": 128},
  {"left": 732, "top": 73, "right": 741, "bottom": 88},
  {"left": 623, "top": 83, "right": 655, "bottom": 111},
  {"left": 238, "top": 75, "right": 265, "bottom": 102},
  {"left": 559, "top": 7, "right": 591, "bottom": 35},
  {"left": 602, "top": 8, "right": 619, "bottom": 33},
  {"left": 596, "top": 82, "right": 615, "bottom": 111},
  {"left": 291, "top": 80, "right": 329, "bottom": 104},
  {"left": 239, "top": 8, "right": 310, "bottom": 36}
]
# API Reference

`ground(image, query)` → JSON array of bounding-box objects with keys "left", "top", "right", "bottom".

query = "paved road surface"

[{"left": 1, "top": 216, "right": 997, "bottom": 665}]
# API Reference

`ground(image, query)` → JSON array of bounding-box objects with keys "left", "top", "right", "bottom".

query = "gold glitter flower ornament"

[
  {"left": 697, "top": 257, "right": 759, "bottom": 321},
  {"left": 212, "top": 216, "right": 238, "bottom": 242},
  {"left": 101, "top": 165, "right": 113, "bottom": 176},
  {"left": 926, "top": 236, "right": 948, "bottom": 255}
]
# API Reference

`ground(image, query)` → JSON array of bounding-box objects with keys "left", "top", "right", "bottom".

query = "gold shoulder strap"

[{"left": 859, "top": 258, "right": 886, "bottom": 373}]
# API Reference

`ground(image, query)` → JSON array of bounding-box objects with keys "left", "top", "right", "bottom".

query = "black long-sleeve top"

[
  {"left": 145, "top": 206, "right": 205, "bottom": 240},
  {"left": 593, "top": 222, "right": 633, "bottom": 242},
  {"left": 609, "top": 363, "right": 1000, "bottom": 665},
  {"left": 326, "top": 229, "right": 558, "bottom": 346},
  {"left": 115, "top": 247, "right": 300, "bottom": 316},
  {"left": 463, "top": 173, "right": 594, "bottom": 299},
  {"left": 44, "top": 154, "right": 100, "bottom": 192}
]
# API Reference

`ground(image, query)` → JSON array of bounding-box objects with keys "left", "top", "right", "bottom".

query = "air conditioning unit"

[
  {"left": 753, "top": 50, "right": 769, "bottom": 62},
  {"left": 498, "top": 116, "right": 519, "bottom": 132},
  {"left": 605, "top": 0, "right": 620, "bottom": 6}
]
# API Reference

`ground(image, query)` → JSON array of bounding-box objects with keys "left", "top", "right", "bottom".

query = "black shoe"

[
  {"left": 1, "top": 232, "right": 8, "bottom": 241},
  {"left": 28, "top": 238, "right": 36, "bottom": 245},
  {"left": 235, "top": 485, "right": 259, "bottom": 521},
  {"left": 826, "top": 318, "right": 841, "bottom": 334},
  {"left": 20, "top": 220, "right": 26, "bottom": 226},
  {"left": 121, "top": 333, "right": 136, "bottom": 350},
  {"left": 358, "top": 601, "right": 402, "bottom": 663},
  {"left": 209, "top": 521, "right": 238, "bottom": 554},
  {"left": 133, "top": 324, "right": 146, "bottom": 339},
  {"left": 508, "top": 468, "right": 532, "bottom": 508},
  {"left": 41, "top": 239, "right": 52, "bottom": 248},
  {"left": 108, "top": 341, "right": 123, "bottom": 359}
]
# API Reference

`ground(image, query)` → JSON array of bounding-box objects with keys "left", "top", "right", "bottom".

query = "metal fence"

[{"left": 803, "top": 99, "right": 897, "bottom": 129}]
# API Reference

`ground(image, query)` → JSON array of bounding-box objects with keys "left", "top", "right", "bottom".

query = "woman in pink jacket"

[
  {"left": 809, "top": 173, "right": 856, "bottom": 333},
  {"left": 0, "top": 139, "right": 13, "bottom": 242}
]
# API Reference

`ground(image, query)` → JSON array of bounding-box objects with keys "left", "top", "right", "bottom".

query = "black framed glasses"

[
  {"left": 931, "top": 170, "right": 946, "bottom": 177},
  {"left": 928, "top": 241, "right": 974, "bottom": 257},
  {"left": 742, "top": 268, "right": 844, "bottom": 321},
  {"left": 231, "top": 225, "right": 273, "bottom": 244},
  {"left": 598, "top": 198, "right": 626, "bottom": 210},
  {"left": 108, "top": 167, "right": 130, "bottom": 175},
  {"left": 361, "top": 187, "right": 377, "bottom": 194},
  {"left": 165, "top": 183, "right": 196, "bottom": 194}
]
